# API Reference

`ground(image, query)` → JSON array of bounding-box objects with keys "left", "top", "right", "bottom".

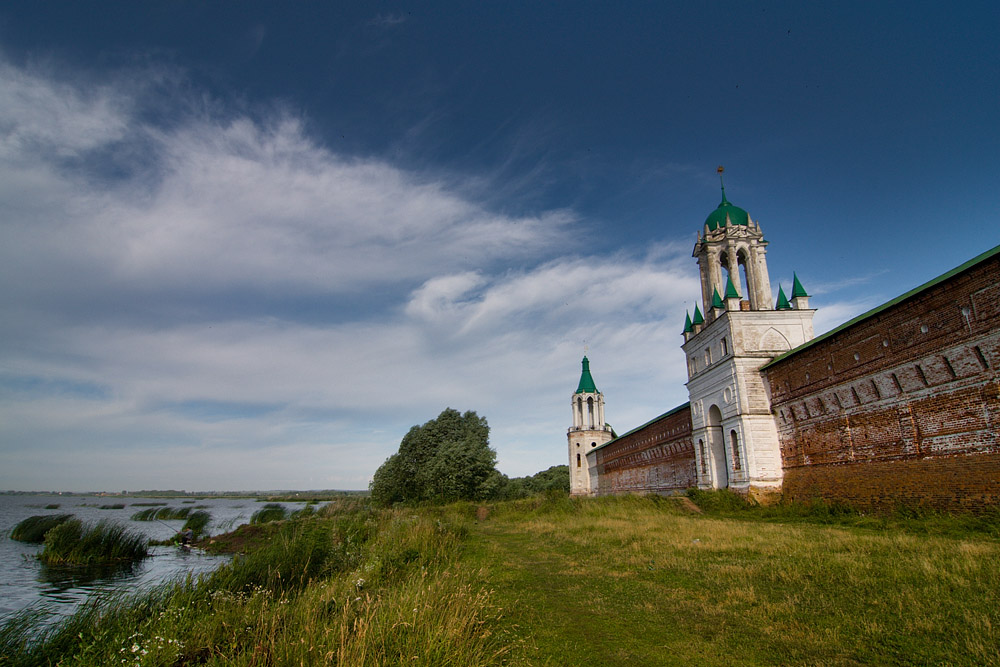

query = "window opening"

[{"left": 730, "top": 430, "right": 741, "bottom": 471}]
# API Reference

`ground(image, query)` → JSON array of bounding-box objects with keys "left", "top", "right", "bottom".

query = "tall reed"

[
  {"left": 182, "top": 510, "right": 211, "bottom": 538},
  {"left": 130, "top": 506, "right": 192, "bottom": 521},
  {"left": 10, "top": 514, "right": 75, "bottom": 543}
]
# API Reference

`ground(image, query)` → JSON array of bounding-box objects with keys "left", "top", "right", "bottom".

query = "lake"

[{"left": 0, "top": 494, "right": 312, "bottom": 626}]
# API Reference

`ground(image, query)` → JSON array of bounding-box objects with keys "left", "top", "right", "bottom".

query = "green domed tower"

[
  {"left": 682, "top": 169, "right": 816, "bottom": 499},
  {"left": 568, "top": 355, "right": 613, "bottom": 496},
  {"left": 691, "top": 168, "right": 773, "bottom": 319}
]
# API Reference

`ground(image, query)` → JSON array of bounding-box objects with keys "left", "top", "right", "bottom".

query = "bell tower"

[
  {"left": 682, "top": 169, "right": 815, "bottom": 500},
  {"left": 568, "top": 355, "right": 613, "bottom": 496},
  {"left": 693, "top": 170, "right": 773, "bottom": 318}
]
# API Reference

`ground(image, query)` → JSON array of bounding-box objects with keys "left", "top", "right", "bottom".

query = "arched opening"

[
  {"left": 730, "top": 429, "right": 742, "bottom": 471},
  {"left": 719, "top": 249, "right": 753, "bottom": 309},
  {"left": 587, "top": 396, "right": 595, "bottom": 428},
  {"left": 576, "top": 397, "right": 583, "bottom": 427},
  {"left": 707, "top": 405, "right": 728, "bottom": 489},
  {"left": 698, "top": 439, "right": 707, "bottom": 475},
  {"left": 736, "top": 249, "right": 753, "bottom": 308},
  {"left": 576, "top": 453, "right": 581, "bottom": 468}
]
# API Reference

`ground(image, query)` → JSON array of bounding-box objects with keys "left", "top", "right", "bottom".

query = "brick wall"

[
  {"left": 593, "top": 404, "right": 696, "bottom": 495},
  {"left": 764, "top": 249, "right": 1000, "bottom": 511}
]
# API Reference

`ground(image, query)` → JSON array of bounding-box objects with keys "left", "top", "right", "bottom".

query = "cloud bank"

[{"left": 0, "top": 56, "right": 701, "bottom": 491}]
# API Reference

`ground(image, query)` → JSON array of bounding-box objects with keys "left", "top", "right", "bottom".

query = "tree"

[{"left": 370, "top": 408, "right": 496, "bottom": 506}]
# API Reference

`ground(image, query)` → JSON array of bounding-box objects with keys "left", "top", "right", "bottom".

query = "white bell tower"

[
  {"left": 567, "top": 356, "right": 613, "bottom": 496},
  {"left": 682, "top": 169, "right": 815, "bottom": 500}
]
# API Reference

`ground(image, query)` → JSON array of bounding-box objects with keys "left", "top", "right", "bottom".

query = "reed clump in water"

[
  {"left": 250, "top": 503, "right": 287, "bottom": 524},
  {"left": 10, "top": 514, "right": 75, "bottom": 543},
  {"left": 38, "top": 520, "right": 149, "bottom": 565},
  {"left": 131, "top": 507, "right": 193, "bottom": 521}
]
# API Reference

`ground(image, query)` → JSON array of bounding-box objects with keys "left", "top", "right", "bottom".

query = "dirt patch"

[{"left": 675, "top": 497, "right": 704, "bottom": 514}]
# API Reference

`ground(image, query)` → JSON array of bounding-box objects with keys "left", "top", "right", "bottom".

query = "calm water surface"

[{"left": 0, "top": 494, "right": 309, "bottom": 626}]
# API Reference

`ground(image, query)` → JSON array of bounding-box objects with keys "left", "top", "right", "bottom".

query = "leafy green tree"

[{"left": 370, "top": 408, "right": 496, "bottom": 505}]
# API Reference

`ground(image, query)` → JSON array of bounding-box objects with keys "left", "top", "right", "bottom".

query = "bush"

[
  {"left": 11, "top": 514, "right": 75, "bottom": 543},
  {"left": 39, "top": 520, "right": 149, "bottom": 565}
]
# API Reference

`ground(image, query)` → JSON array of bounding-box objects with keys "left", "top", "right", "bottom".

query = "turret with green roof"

[
  {"left": 791, "top": 273, "right": 810, "bottom": 309},
  {"left": 691, "top": 304, "right": 705, "bottom": 326},
  {"left": 576, "top": 356, "right": 598, "bottom": 394},
  {"left": 711, "top": 287, "right": 725, "bottom": 311},
  {"left": 724, "top": 275, "right": 741, "bottom": 299},
  {"left": 775, "top": 285, "right": 791, "bottom": 310}
]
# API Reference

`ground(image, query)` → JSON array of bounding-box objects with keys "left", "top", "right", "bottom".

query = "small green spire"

[
  {"left": 775, "top": 285, "right": 791, "bottom": 310},
  {"left": 692, "top": 304, "right": 704, "bottom": 325},
  {"left": 724, "top": 275, "right": 741, "bottom": 299},
  {"left": 791, "top": 273, "right": 808, "bottom": 298},
  {"left": 683, "top": 311, "right": 693, "bottom": 333},
  {"left": 711, "top": 287, "right": 724, "bottom": 310},
  {"left": 575, "top": 356, "right": 598, "bottom": 394}
]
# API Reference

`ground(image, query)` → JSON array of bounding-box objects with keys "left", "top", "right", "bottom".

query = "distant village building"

[{"left": 569, "top": 177, "right": 1000, "bottom": 510}]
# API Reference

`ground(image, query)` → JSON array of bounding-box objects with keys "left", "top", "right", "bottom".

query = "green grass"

[
  {"left": 44, "top": 504, "right": 60, "bottom": 510},
  {"left": 10, "top": 514, "right": 75, "bottom": 543},
  {"left": 98, "top": 503, "right": 125, "bottom": 510},
  {"left": 1, "top": 500, "right": 507, "bottom": 666},
  {"left": 685, "top": 488, "right": 1000, "bottom": 538},
  {"left": 250, "top": 502, "right": 288, "bottom": 524},
  {"left": 38, "top": 519, "right": 149, "bottom": 566},
  {"left": 4, "top": 494, "right": 997, "bottom": 666},
  {"left": 464, "top": 494, "right": 1000, "bottom": 666}
]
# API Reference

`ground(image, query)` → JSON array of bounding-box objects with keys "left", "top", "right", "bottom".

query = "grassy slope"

[
  {"left": 3, "top": 494, "right": 998, "bottom": 666},
  {"left": 464, "top": 495, "right": 1000, "bottom": 666}
]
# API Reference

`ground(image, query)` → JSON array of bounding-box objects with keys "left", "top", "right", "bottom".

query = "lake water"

[{"left": 0, "top": 494, "right": 311, "bottom": 626}]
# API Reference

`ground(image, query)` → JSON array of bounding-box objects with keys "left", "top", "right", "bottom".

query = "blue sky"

[{"left": 1, "top": 2, "right": 997, "bottom": 491}]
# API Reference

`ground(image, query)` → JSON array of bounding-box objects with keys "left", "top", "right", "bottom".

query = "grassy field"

[
  {"left": 465, "top": 494, "right": 1000, "bottom": 666},
  {"left": 2, "top": 493, "right": 997, "bottom": 665}
]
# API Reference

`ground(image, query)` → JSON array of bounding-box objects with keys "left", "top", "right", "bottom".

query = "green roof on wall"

[{"left": 763, "top": 243, "right": 1000, "bottom": 370}]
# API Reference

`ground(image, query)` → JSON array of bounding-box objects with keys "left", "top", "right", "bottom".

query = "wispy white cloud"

[
  {"left": 369, "top": 13, "right": 408, "bottom": 28},
  {"left": 0, "top": 54, "right": 701, "bottom": 491}
]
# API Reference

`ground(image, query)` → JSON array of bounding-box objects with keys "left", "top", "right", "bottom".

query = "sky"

[{"left": 1, "top": 2, "right": 998, "bottom": 492}]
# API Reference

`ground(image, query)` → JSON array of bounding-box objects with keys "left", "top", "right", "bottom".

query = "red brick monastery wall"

[
  {"left": 593, "top": 404, "right": 696, "bottom": 495},
  {"left": 763, "top": 249, "right": 1000, "bottom": 511}
]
